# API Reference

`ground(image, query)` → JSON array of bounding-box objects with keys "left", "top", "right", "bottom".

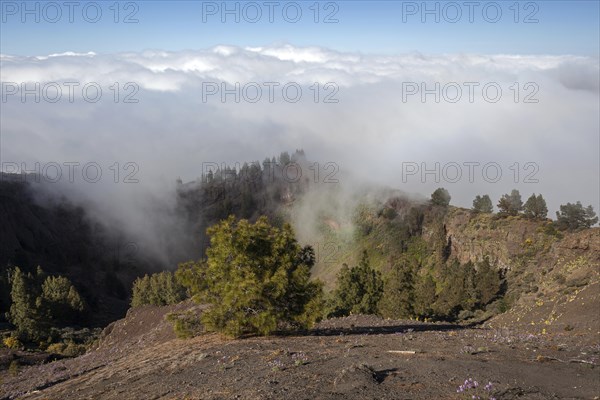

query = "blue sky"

[{"left": 1, "top": 1, "right": 598, "bottom": 56}]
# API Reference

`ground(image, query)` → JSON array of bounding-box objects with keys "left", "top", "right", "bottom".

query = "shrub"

[
  {"left": 45, "top": 341, "right": 87, "bottom": 357},
  {"left": 554, "top": 274, "right": 566, "bottom": 285},
  {"left": 3, "top": 336, "right": 22, "bottom": 350},
  {"left": 381, "top": 207, "right": 397, "bottom": 220},
  {"left": 46, "top": 342, "right": 66, "bottom": 354},
  {"left": 541, "top": 222, "right": 563, "bottom": 238},
  {"left": 493, "top": 297, "right": 510, "bottom": 314},
  {"left": 166, "top": 311, "right": 204, "bottom": 339}
]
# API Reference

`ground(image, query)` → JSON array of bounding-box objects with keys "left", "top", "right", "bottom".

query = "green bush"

[
  {"left": 46, "top": 341, "right": 87, "bottom": 357},
  {"left": 3, "top": 336, "right": 22, "bottom": 350},
  {"left": 166, "top": 311, "right": 204, "bottom": 339}
]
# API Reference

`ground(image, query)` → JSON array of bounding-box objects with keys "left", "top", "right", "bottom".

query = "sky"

[
  {"left": 1, "top": 1, "right": 599, "bottom": 56},
  {"left": 0, "top": 1, "right": 599, "bottom": 256}
]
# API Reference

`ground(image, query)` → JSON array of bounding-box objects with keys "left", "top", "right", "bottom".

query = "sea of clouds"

[{"left": 1, "top": 44, "right": 598, "bottom": 264}]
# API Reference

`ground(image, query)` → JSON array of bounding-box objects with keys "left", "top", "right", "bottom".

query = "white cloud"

[{"left": 1, "top": 45, "right": 598, "bottom": 261}]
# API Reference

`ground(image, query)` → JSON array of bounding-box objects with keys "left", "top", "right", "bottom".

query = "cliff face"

[
  {"left": 434, "top": 207, "right": 600, "bottom": 334},
  {"left": 433, "top": 208, "right": 552, "bottom": 269},
  {"left": 438, "top": 207, "right": 599, "bottom": 275}
]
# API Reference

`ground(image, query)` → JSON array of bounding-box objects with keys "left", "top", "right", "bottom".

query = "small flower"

[
  {"left": 268, "top": 359, "right": 285, "bottom": 372},
  {"left": 292, "top": 352, "right": 308, "bottom": 366}
]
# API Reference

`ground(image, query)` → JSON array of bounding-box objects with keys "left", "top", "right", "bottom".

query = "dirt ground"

[{"left": 1, "top": 304, "right": 599, "bottom": 400}]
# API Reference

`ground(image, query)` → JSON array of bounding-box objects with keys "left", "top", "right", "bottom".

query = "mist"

[{"left": 1, "top": 45, "right": 598, "bottom": 265}]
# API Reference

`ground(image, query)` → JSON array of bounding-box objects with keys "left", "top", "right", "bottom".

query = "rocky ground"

[{"left": 1, "top": 302, "right": 599, "bottom": 400}]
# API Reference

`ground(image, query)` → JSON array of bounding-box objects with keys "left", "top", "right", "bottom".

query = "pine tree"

[
  {"left": 40, "top": 275, "right": 86, "bottom": 325},
  {"left": 131, "top": 275, "right": 151, "bottom": 306},
  {"left": 431, "top": 188, "right": 451, "bottom": 207},
  {"left": 472, "top": 195, "right": 493, "bottom": 213},
  {"left": 8, "top": 267, "right": 47, "bottom": 342},
  {"left": 434, "top": 260, "right": 476, "bottom": 318},
  {"left": 497, "top": 189, "right": 523, "bottom": 216},
  {"left": 555, "top": 202, "right": 598, "bottom": 231},
  {"left": 180, "top": 216, "right": 323, "bottom": 337},
  {"left": 474, "top": 257, "right": 501, "bottom": 306},
  {"left": 131, "top": 272, "right": 186, "bottom": 307},
  {"left": 329, "top": 251, "right": 384, "bottom": 317},
  {"left": 413, "top": 273, "right": 437, "bottom": 318},
  {"left": 523, "top": 193, "right": 548, "bottom": 219},
  {"left": 378, "top": 260, "right": 415, "bottom": 319}
]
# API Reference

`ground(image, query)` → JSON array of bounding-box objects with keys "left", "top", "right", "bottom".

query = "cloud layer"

[{"left": 1, "top": 45, "right": 598, "bottom": 263}]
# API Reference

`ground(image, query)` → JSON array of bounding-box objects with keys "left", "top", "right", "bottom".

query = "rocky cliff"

[{"left": 437, "top": 208, "right": 600, "bottom": 335}]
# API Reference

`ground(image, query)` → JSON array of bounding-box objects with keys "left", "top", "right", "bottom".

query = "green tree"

[
  {"left": 0, "top": 268, "right": 11, "bottom": 322},
  {"left": 523, "top": 193, "right": 548, "bottom": 219},
  {"left": 131, "top": 275, "right": 151, "bottom": 306},
  {"left": 472, "top": 194, "right": 493, "bottom": 213},
  {"left": 175, "top": 260, "right": 208, "bottom": 301},
  {"left": 497, "top": 189, "right": 523, "bottom": 216},
  {"left": 431, "top": 188, "right": 451, "bottom": 207},
  {"left": 8, "top": 267, "right": 47, "bottom": 342},
  {"left": 378, "top": 260, "right": 415, "bottom": 319},
  {"left": 555, "top": 202, "right": 598, "bottom": 231},
  {"left": 413, "top": 273, "right": 437, "bottom": 318},
  {"left": 180, "top": 216, "right": 323, "bottom": 337},
  {"left": 434, "top": 260, "right": 478, "bottom": 318},
  {"left": 131, "top": 271, "right": 187, "bottom": 307},
  {"left": 40, "top": 275, "right": 86, "bottom": 325},
  {"left": 329, "top": 251, "right": 383, "bottom": 317},
  {"left": 474, "top": 257, "right": 501, "bottom": 306}
]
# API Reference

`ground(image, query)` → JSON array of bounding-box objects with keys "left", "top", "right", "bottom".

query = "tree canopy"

[
  {"left": 497, "top": 189, "right": 523, "bottom": 216},
  {"left": 523, "top": 194, "right": 548, "bottom": 220},
  {"left": 329, "top": 251, "right": 384, "bottom": 317},
  {"left": 472, "top": 194, "right": 493, "bottom": 213},
  {"left": 178, "top": 216, "right": 323, "bottom": 337},
  {"left": 555, "top": 202, "right": 598, "bottom": 231},
  {"left": 431, "top": 188, "right": 451, "bottom": 207}
]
